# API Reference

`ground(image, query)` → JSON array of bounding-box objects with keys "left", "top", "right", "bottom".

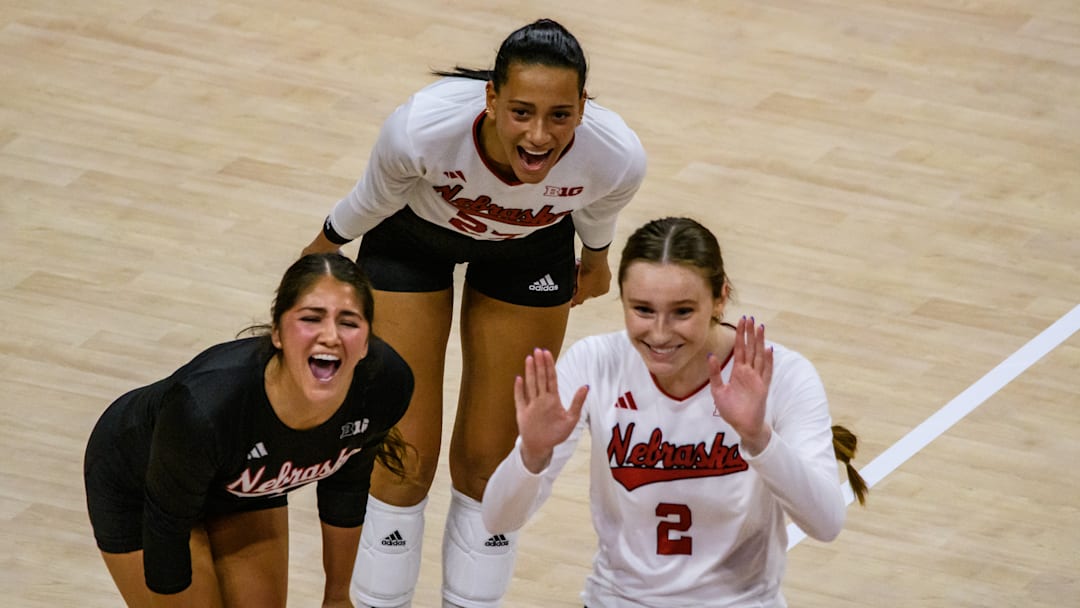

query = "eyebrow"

[
  {"left": 625, "top": 298, "right": 698, "bottom": 306},
  {"left": 507, "top": 99, "right": 577, "bottom": 110},
  {"left": 298, "top": 306, "right": 363, "bottom": 317}
]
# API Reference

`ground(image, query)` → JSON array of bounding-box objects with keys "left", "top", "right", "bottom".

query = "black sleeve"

[
  {"left": 142, "top": 384, "right": 221, "bottom": 594},
  {"left": 316, "top": 342, "right": 414, "bottom": 527},
  {"left": 315, "top": 430, "right": 386, "bottom": 527}
]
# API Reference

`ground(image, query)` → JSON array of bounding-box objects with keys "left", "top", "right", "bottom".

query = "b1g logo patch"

[
  {"left": 544, "top": 186, "right": 584, "bottom": 197},
  {"left": 340, "top": 418, "right": 369, "bottom": 438}
]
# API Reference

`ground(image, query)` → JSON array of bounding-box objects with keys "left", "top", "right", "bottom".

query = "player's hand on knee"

[{"left": 514, "top": 348, "right": 588, "bottom": 473}]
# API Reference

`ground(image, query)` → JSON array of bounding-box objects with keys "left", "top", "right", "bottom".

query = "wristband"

[{"left": 322, "top": 216, "right": 353, "bottom": 245}]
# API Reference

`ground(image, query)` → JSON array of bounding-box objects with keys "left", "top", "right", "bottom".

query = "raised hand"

[
  {"left": 514, "top": 348, "right": 589, "bottom": 473},
  {"left": 708, "top": 317, "right": 773, "bottom": 455}
]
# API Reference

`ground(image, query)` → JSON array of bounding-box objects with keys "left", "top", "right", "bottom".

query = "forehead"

[
  {"left": 498, "top": 63, "right": 581, "bottom": 103},
  {"left": 621, "top": 262, "right": 713, "bottom": 300},
  {"left": 293, "top": 275, "right": 362, "bottom": 309}
]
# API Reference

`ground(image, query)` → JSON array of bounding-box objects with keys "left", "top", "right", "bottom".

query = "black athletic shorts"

[{"left": 357, "top": 206, "right": 576, "bottom": 307}]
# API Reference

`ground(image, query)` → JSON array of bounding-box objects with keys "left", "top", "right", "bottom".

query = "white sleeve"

[
  {"left": 327, "top": 104, "right": 421, "bottom": 240},
  {"left": 570, "top": 134, "right": 646, "bottom": 249},
  {"left": 481, "top": 353, "right": 591, "bottom": 534},
  {"left": 743, "top": 352, "right": 846, "bottom": 541}
]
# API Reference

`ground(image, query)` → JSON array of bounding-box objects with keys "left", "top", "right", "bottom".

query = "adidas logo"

[
  {"left": 247, "top": 442, "right": 268, "bottom": 460},
  {"left": 528, "top": 274, "right": 559, "bottom": 292},
  {"left": 484, "top": 534, "right": 510, "bottom": 547},
  {"left": 614, "top": 391, "right": 638, "bottom": 410},
  {"left": 381, "top": 530, "right": 406, "bottom": 546}
]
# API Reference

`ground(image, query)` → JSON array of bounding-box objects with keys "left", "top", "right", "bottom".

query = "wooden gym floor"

[{"left": 1, "top": 0, "right": 1077, "bottom": 606}]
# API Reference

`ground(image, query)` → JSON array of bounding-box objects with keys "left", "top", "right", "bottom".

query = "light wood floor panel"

[{"left": 1, "top": 0, "right": 1077, "bottom": 606}]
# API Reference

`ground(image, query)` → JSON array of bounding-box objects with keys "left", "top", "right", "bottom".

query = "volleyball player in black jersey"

[{"left": 84, "top": 253, "right": 413, "bottom": 607}]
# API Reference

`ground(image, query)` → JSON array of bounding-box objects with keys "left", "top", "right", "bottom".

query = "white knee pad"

[
  {"left": 442, "top": 488, "right": 518, "bottom": 608},
  {"left": 351, "top": 495, "right": 428, "bottom": 608}
]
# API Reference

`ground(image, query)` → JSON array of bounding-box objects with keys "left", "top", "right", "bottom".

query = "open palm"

[
  {"left": 514, "top": 348, "right": 588, "bottom": 473},
  {"left": 709, "top": 317, "right": 773, "bottom": 446}
]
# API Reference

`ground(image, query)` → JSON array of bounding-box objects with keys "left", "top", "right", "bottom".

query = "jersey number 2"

[{"left": 655, "top": 503, "right": 692, "bottom": 555}]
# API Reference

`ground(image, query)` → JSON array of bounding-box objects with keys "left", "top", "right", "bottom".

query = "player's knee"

[
  {"left": 409, "top": 451, "right": 443, "bottom": 487},
  {"left": 375, "top": 452, "right": 442, "bottom": 504},
  {"left": 351, "top": 495, "right": 427, "bottom": 608},
  {"left": 448, "top": 448, "right": 511, "bottom": 501},
  {"left": 442, "top": 489, "right": 518, "bottom": 608}
]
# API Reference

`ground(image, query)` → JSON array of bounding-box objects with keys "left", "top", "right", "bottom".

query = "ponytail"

[{"left": 831, "top": 425, "right": 868, "bottom": 505}]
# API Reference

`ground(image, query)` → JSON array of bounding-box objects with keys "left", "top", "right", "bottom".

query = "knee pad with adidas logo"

[
  {"left": 442, "top": 488, "right": 518, "bottom": 608},
  {"left": 351, "top": 495, "right": 427, "bottom": 608}
]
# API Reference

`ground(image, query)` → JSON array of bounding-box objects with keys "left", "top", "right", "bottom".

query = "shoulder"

[
  {"left": 561, "top": 330, "right": 634, "bottom": 372},
  {"left": 580, "top": 100, "right": 641, "bottom": 147},
  {"left": 766, "top": 341, "right": 820, "bottom": 378},
  {"left": 414, "top": 77, "right": 486, "bottom": 103},
  {"left": 388, "top": 77, "right": 485, "bottom": 142},
  {"left": 173, "top": 338, "right": 267, "bottom": 383},
  {"left": 363, "top": 338, "right": 413, "bottom": 383},
  {"left": 353, "top": 338, "right": 414, "bottom": 419},
  {"left": 573, "top": 101, "right": 646, "bottom": 183},
  {"left": 764, "top": 340, "right": 828, "bottom": 405},
  {"left": 579, "top": 101, "right": 644, "bottom": 157},
  {"left": 167, "top": 337, "right": 267, "bottom": 408}
]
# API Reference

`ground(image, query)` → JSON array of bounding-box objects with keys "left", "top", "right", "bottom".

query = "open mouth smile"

[
  {"left": 309, "top": 353, "right": 342, "bottom": 382},
  {"left": 517, "top": 146, "right": 552, "bottom": 172},
  {"left": 645, "top": 343, "right": 680, "bottom": 356}
]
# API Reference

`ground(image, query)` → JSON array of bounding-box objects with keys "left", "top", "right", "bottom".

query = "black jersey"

[{"left": 84, "top": 336, "right": 412, "bottom": 594}]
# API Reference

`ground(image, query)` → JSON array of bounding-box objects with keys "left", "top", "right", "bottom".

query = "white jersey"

[
  {"left": 483, "top": 331, "right": 846, "bottom": 608},
  {"left": 328, "top": 78, "right": 647, "bottom": 247}
]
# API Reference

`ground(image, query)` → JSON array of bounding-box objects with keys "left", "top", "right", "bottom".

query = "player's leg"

[
  {"left": 353, "top": 289, "right": 453, "bottom": 608},
  {"left": 353, "top": 208, "right": 457, "bottom": 607},
  {"left": 441, "top": 221, "right": 576, "bottom": 608},
  {"left": 448, "top": 216, "right": 577, "bottom": 501},
  {"left": 451, "top": 287, "right": 571, "bottom": 501},
  {"left": 442, "top": 218, "right": 576, "bottom": 607},
  {"left": 443, "top": 287, "right": 571, "bottom": 607},
  {"left": 205, "top": 506, "right": 290, "bottom": 608},
  {"left": 99, "top": 551, "right": 153, "bottom": 607},
  {"left": 368, "top": 288, "right": 455, "bottom": 504},
  {"left": 98, "top": 528, "right": 225, "bottom": 608}
]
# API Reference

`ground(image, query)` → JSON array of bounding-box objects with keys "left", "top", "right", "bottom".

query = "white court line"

[{"left": 787, "top": 302, "right": 1080, "bottom": 550}]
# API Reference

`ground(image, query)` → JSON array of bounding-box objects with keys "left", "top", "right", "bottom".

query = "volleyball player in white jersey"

[
  {"left": 300, "top": 19, "right": 646, "bottom": 608},
  {"left": 483, "top": 217, "right": 866, "bottom": 607}
]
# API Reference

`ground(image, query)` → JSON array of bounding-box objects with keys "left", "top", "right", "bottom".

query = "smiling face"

[
  {"left": 621, "top": 261, "right": 728, "bottom": 397},
  {"left": 270, "top": 275, "right": 370, "bottom": 408},
  {"left": 482, "top": 62, "right": 585, "bottom": 184}
]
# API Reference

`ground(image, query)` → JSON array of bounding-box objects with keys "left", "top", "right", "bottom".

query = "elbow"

[
  {"left": 792, "top": 488, "right": 847, "bottom": 542},
  {"left": 805, "top": 503, "right": 846, "bottom": 542},
  {"left": 813, "top": 517, "right": 844, "bottom": 543}
]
